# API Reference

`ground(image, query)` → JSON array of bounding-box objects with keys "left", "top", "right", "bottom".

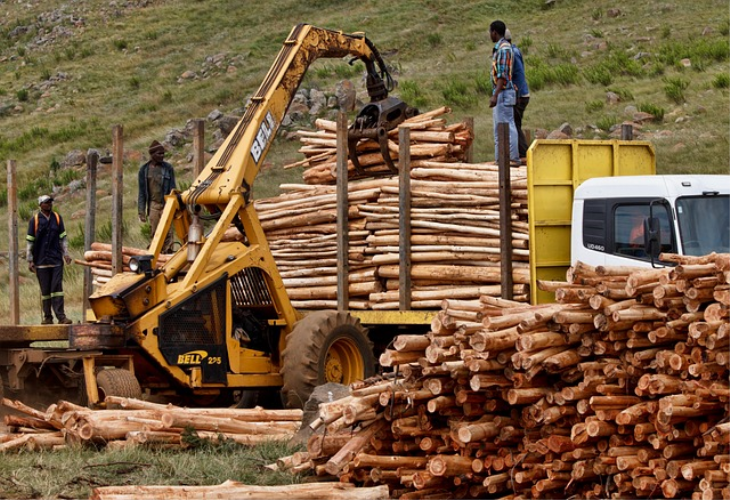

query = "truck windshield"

[{"left": 676, "top": 195, "right": 730, "bottom": 256}]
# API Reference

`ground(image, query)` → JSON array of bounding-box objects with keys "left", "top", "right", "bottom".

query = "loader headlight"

[{"left": 129, "top": 255, "right": 154, "bottom": 275}]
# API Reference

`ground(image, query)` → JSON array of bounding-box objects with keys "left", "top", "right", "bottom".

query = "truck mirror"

[{"left": 644, "top": 217, "right": 661, "bottom": 258}]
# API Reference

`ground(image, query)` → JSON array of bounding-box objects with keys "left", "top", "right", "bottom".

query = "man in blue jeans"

[
  {"left": 505, "top": 28, "right": 530, "bottom": 159},
  {"left": 489, "top": 20, "right": 520, "bottom": 166}
]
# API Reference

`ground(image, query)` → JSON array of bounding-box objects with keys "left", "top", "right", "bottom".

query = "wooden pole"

[
  {"left": 83, "top": 150, "right": 99, "bottom": 318},
  {"left": 498, "top": 123, "right": 513, "bottom": 300},
  {"left": 336, "top": 112, "right": 349, "bottom": 311},
  {"left": 111, "top": 125, "right": 124, "bottom": 275},
  {"left": 621, "top": 124, "right": 633, "bottom": 140},
  {"left": 193, "top": 119, "right": 205, "bottom": 177},
  {"left": 464, "top": 116, "right": 474, "bottom": 163},
  {"left": 7, "top": 159, "right": 19, "bottom": 324},
  {"left": 399, "top": 126, "right": 412, "bottom": 310}
]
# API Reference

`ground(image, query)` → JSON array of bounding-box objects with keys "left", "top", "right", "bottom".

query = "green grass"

[
  {"left": 0, "top": 0, "right": 727, "bottom": 324},
  {"left": 0, "top": 438, "right": 303, "bottom": 499}
]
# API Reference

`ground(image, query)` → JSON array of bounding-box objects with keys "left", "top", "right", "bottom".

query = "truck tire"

[
  {"left": 280, "top": 311, "right": 375, "bottom": 409},
  {"left": 96, "top": 369, "right": 142, "bottom": 406}
]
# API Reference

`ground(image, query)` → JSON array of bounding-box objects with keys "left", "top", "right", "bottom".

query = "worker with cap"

[
  {"left": 26, "top": 194, "right": 73, "bottom": 324},
  {"left": 505, "top": 28, "right": 531, "bottom": 158},
  {"left": 138, "top": 140, "right": 176, "bottom": 253}
]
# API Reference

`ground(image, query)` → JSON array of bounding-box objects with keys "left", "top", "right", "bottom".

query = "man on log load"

[
  {"left": 26, "top": 194, "right": 73, "bottom": 324},
  {"left": 489, "top": 19, "right": 520, "bottom": 166},
  {"left": 505, "top": 28, "right": 531, "bottom": 159}
]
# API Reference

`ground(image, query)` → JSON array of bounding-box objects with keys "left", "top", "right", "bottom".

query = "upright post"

[
  {"left": 83, "top": 150, "right": 99, "bottom": 317},
  {"left": 621, "top": 124, "right": 633, "bottom": 140},
  {"left": 111, "top": 125, "right": 124, "bottom": 275},
  {"left": 464, "top": 116, "right": 474, "bottom": 164},
  {"left": 7, "top": 159, "right": 20, "bottom": 324},
  {"left": 398, "top": 127, "right": 412, "bottom": 310},
  {"left": 193, "top": 119, "right": 205, "bottom": 177},
  {"left": 497, "top": 123, "right": 514, "bottom": 300},
  {"left": 336, "top": 112, "right": 349, "bottom": 311}
]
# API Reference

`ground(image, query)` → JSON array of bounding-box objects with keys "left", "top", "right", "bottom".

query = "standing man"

[
  {"left": 489, "top": 20, "right": 520, "bottom": 166},
  {"left": 505, "top": 28, "right": 531, "bottom": 159},
  {"left": 138, "top": 140, "right": 176, "bottom": 253},
  {"left": 26, "top": 194, "right": 73, "bottom": 324}
]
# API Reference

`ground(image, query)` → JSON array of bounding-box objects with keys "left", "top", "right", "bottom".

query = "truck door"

[{"left": 578, "top": 198, "right": 677, "bottom": 267}]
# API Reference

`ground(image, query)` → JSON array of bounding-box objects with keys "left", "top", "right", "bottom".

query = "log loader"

[{"left": 1, "top": 24, "right": 418, "bottom": 409}]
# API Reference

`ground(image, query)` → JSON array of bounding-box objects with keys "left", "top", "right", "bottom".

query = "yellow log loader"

[{"left": 1, "top": 24, "right": 419, "bottom": 409}]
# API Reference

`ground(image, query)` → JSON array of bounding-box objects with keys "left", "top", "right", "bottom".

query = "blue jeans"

[{"left": 493, "top": 91, "right": 520, "bottom": 163}]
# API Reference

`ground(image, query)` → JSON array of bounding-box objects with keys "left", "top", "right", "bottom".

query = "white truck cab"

[{"left": 571, "top": 175, "right": 730, "bottom": 267}]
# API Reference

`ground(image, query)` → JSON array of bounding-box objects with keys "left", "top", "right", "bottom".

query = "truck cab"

[{"left": 571, "top": 175, "right": 730, "bottom": 267}]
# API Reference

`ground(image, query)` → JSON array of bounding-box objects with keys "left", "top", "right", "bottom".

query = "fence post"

[
  {"left": 83, "top": 150, "right": 99, "bottom": 318},
  {"left": 7, "top": 159, "right": 20, "bottom": 324},
  {"left": 498, "top": 123, "right": 514, "bottom": 300},
  {"left": 111, "top": 125, "right": 124, "bottom": 275}
]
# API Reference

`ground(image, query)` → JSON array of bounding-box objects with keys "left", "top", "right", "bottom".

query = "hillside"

[{"left": 0, "top": 0, "right": 728, "bottom": 322}]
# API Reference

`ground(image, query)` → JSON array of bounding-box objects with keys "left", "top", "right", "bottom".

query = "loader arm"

[{"left": 87, "top": 24, "right": 411, "bottom": 393}]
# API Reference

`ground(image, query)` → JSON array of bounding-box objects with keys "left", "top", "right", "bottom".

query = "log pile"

[
  {"left": 256, "top": 107, "right": 530, "bottom": 309},
  {"left": 1, "top": 396, "right": 301, "bottom": 452},
  {"left": 302, "top": 253, "right": 729, "bottom": 499},
  {"left": 77, "top": 242, "right": 172, "bottom": 285}
]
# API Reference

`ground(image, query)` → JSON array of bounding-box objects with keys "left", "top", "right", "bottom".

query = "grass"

[{"left": 0, "top": 438, "right": 303, "bottom": 499}]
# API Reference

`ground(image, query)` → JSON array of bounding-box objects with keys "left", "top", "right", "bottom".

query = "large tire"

[
  {"left": 96, "top": 369, "right": 142, "bottom": 405},
  {"left": 280, "top": 311, "right": 375, "bottom": 409}
]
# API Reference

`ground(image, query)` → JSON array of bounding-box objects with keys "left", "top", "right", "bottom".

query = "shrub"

[
  {"left": 585, "top": 100, "right": 604, "bottom": 113},
  {"left": 129, "top": 76, "right": 141, "bottom": 90},
  {"left": 16, "top": 88, "right": 28, "bottom": 102},
  {"left": 663, "top": 76, "right": 689, "bottom": 103},
  {"left": 68, "top": 223, "right": 85, "bottom": 250},
  {"left": 0, "top": 188, "right": 7, "bottom": 208},
  {"left": 713, "top": 73, "right": 730, "bottom": 89},
  {"left": 596, "top": 115, "right": 618, "bottom": 132},
  {"left": 398, "top": 80, "right": 429, "bottom": 110},
  {"left": 584, "top": 65, "right": 612, "bottom": 86},
  {"left": 638, "top": 103, "right": 665, "bottom": 122},
  {"left": 113, "top": 39, "right": 128, "bottom": 51},
  {"left": 591, "top": 8, "right": 602, "bottom": 20},
  {"left": 426, "top": 33, "right": 442, "bottom": 47},
  {"left": 607, "top": 87, "right": 634, "bottom": 102},
  {"left": 440, "top": 78, "right": 476, "bottom": 108}
]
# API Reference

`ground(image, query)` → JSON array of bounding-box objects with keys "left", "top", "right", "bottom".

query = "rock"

[
  {"left": 217, "top": 115, "right": 240, "bottom": 136},
  {"left": 547, "top": 130, "right": 570, "bottom": 140},
  {"left": 606, "top": 91, "right": 620, "bottom": 105},
  {"left": 294, "top": 382, "right": 350, "bottom": 444},
  {"left": 680, "top": 58, "right": 691, "bottom": 68},
  {"left": 335, "top": 80, "right": 357, "bottom": 112},
  {"left": 165, "top": 129, "right": 187, "bottom": 147},
  {"left": 71, "top": 209, "right": 86, "bottom": 220},
  {"left": 533, "top": 128, "right": 549, "bottom": 140},
  {"left": 179, "top": 70, "right": 196, "bottom": 80},
  {"left": 207, "top": 109, "right": 223, "bottom": 122},
  {"left": 63, "top": 150, "right": 86, "bottom": 167},
  {"left": 624, "top": 105, "right": 638, "bottom": 116},
  {"left": 632, "top": 112, "right": 655, "bottom": 123},
  {"left": 557, "top": 122, "right": 573, "bottom": 137},
  {"left": 309, "top": 89, "right": 327, "bottom": 115},
  {"left": 607, "top": 8, "right": 621, "bottom": 17}
]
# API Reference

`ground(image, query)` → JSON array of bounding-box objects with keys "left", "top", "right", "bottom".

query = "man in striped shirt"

[{"left": 489, "top": 20, "right": 520, "bottom": 165}]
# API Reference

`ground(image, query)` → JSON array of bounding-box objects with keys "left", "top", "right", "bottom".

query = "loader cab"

[{"left": 571, "top": 175, "right": 730, "bottom": 268}]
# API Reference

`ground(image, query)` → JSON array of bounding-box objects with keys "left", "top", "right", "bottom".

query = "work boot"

[
  {"left": 41, "top": 317, "right": 53, "bottom": 325},
  {"left": 57, "top": 318, "right": 73, "bottom": 325}
]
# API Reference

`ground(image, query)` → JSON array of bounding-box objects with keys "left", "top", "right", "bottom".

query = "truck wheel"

[
  {"left": 96, "top": 369, "right": 142, "bottom": 407},
  {"left": 280, "top": 311, "right": 375, "bottom": 409}
]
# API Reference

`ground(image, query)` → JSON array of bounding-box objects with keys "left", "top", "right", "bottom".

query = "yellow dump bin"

[{"left": 526, "top": 139, "right": 656, "bottom": 304}]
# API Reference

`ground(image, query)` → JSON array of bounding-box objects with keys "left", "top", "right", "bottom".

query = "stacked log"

[
  {"left": 1, "top": 396, "right": 301, "bottom": 452},
  {"left": 303, "top": 253, "right": 729, "bottom": 499},
  {"left": 257, "top": 107, "right": 529, "bottom": 309},
  {"left": 78, "top": 242, "right": 172, "bottom": 285},
  {"left": 284, "top": 107, "right": 472, "bottom": 184}
]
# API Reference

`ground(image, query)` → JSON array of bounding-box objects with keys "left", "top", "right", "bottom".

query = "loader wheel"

[
  {"left": 96, "top": 369, "right": 142, "bottom": 407},
  {"left": 280, "top": 311, "right": 375, "bottom": 409}
]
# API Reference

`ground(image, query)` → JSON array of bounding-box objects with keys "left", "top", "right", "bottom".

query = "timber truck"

[{"left": 1, "top": 24, "right": 728, "bottom": 409}]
